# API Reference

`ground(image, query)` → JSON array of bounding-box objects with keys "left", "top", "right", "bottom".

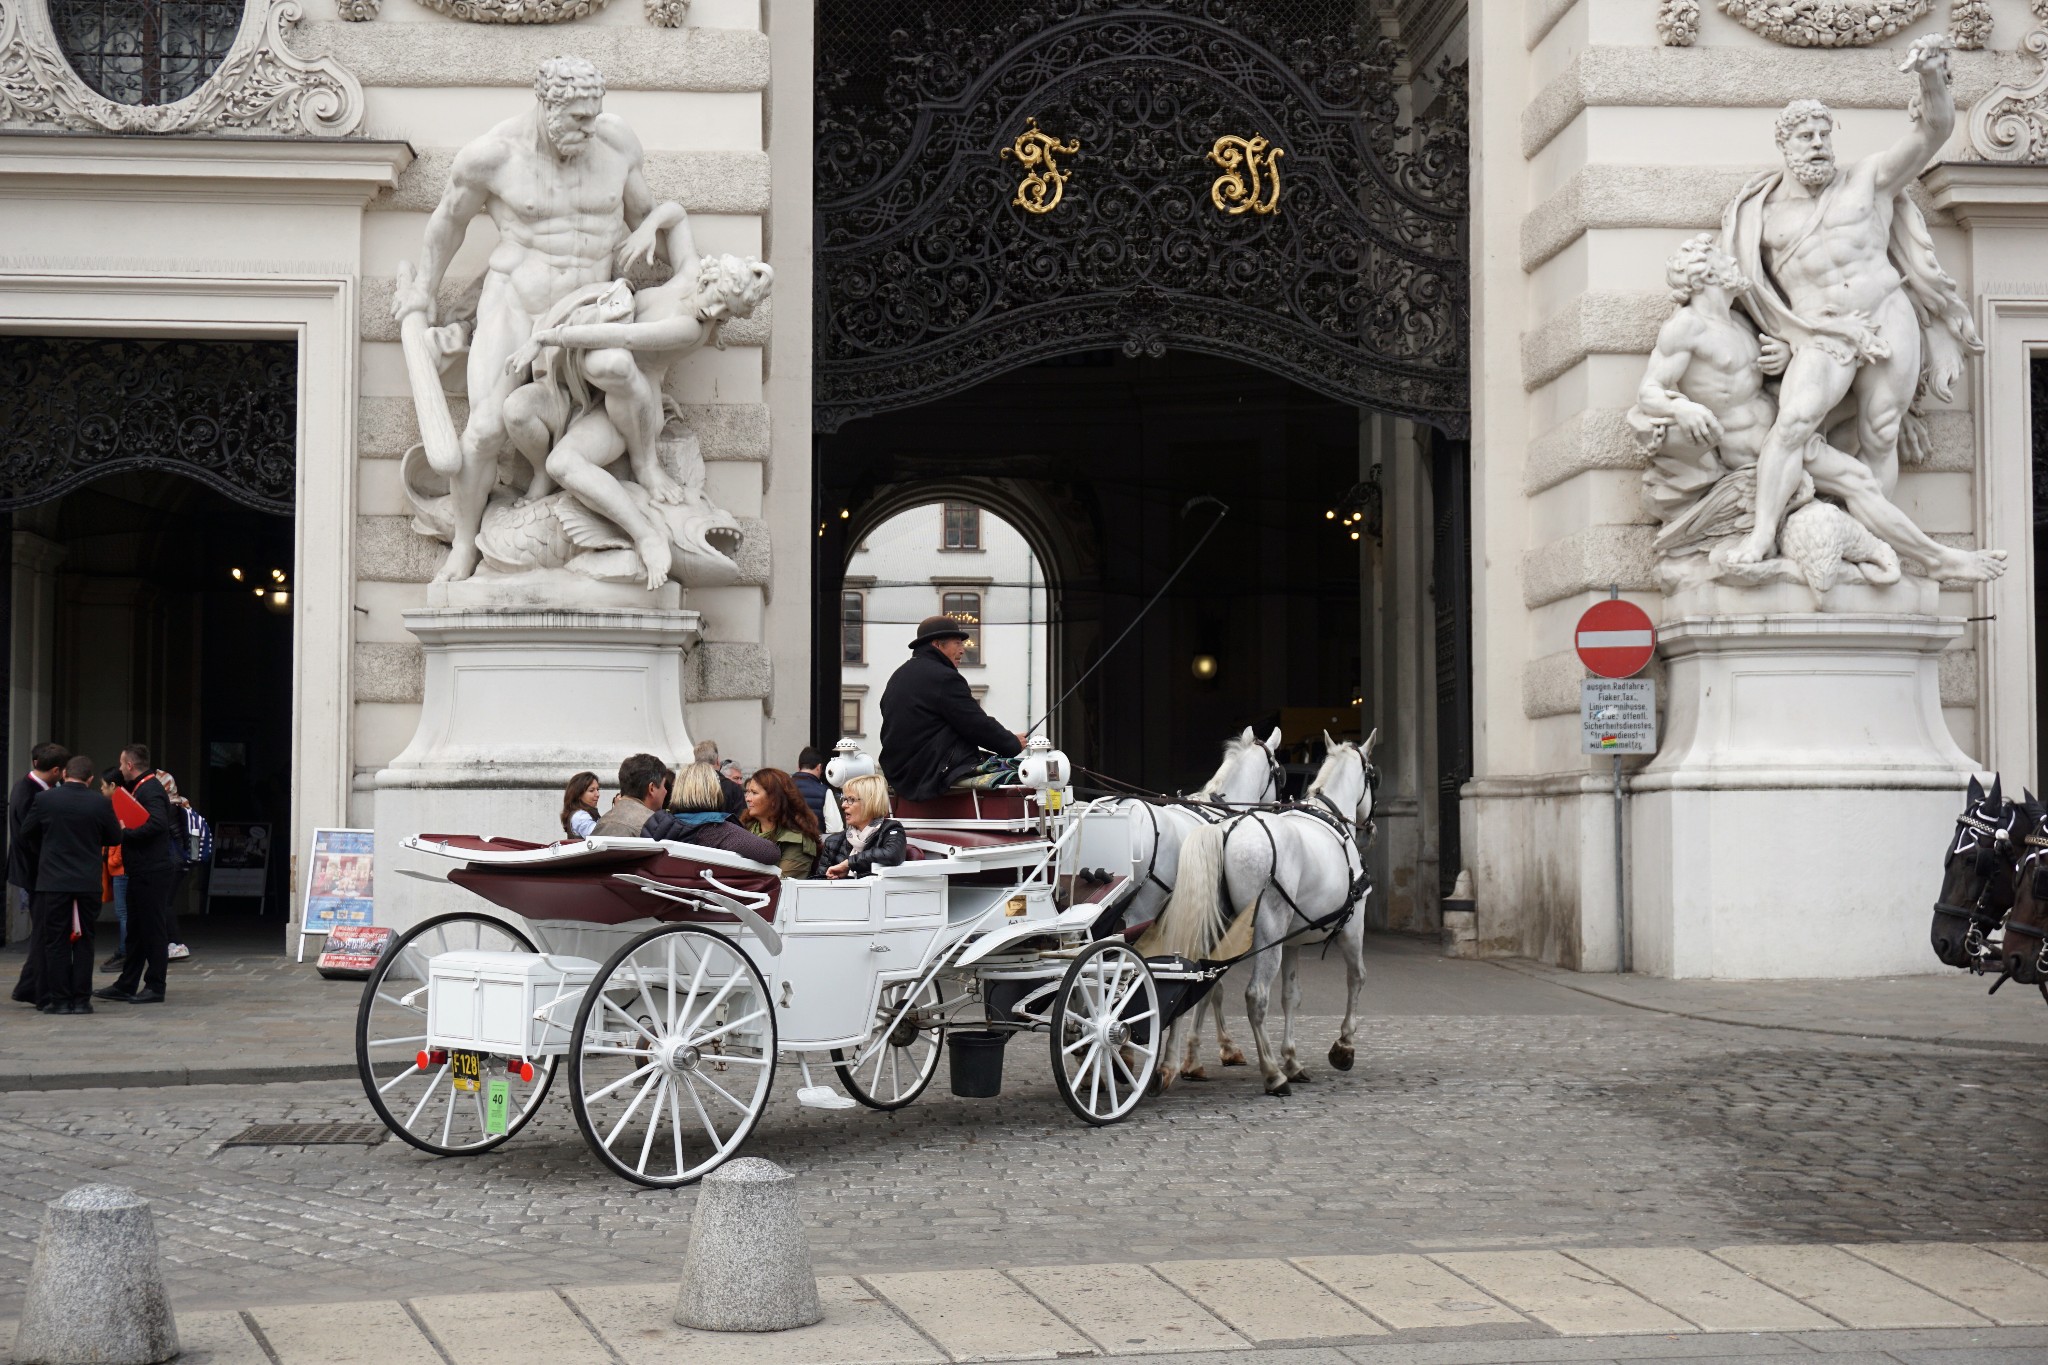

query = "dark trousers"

[
  {"left": 111, "top": 868, "right": 171, "bottom": 996},
  {"left": 10, "top": 885, "right": 42, "bottom": 1003},
  {"left": 32, "top": 891, "right": 96, "bottom": 1007}
]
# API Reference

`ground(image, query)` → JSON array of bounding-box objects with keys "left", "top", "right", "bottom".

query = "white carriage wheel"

[
  {"left": 832, "top": 975, "right": 946, "bottom": 1110},
  {"left": 567, "top": 924, "right": 777, "bottom": 1188},
  {"left": 1049, "top": 940, "right": 1160, "bottom": 1125},
  {"left": 355, "top": 911, "right": 557, "bottom": 1156}
]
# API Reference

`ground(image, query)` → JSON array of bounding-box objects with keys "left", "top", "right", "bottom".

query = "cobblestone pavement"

[{"left": 3, "top": 942, "right": 2045, "bottom": 1318}]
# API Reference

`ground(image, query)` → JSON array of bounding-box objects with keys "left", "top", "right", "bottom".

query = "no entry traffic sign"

[{"left": 1575, "top": 599, "right": 1655, "bottom": 678}]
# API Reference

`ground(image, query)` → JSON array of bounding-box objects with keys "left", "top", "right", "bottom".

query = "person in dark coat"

[
  {"left": 792, "top": 747, "right": 830, "bottom": 829},
  {"left": 19, "top": 755, "right": 121, "bottom": 1014},
  {"left": 814, "top": 775, "right": 908, "bottom": 878},
  {"left": 8, "top": 741, "right": 69, "bottom": 1004},
  {"left": 94, "top": 743, "right": 179, "bottom": 1005},
  {"left": 662, "top": 763, "right": 780, "bottom": 863},
  {"left": 879, "top": 616, "right": 1026, "bottom": 802}
]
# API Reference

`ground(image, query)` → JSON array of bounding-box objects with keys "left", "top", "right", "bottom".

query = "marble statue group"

[
  {"left": 393, "top": 56, "right": 770, "bottom": 592},
  {"left": 1630, "top": 35, "right": 2007, "bottom": 597}
]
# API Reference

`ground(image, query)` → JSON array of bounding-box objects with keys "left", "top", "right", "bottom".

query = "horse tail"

[{"left": 1151, "top": 819, "right": 1234, "bottom": 959}]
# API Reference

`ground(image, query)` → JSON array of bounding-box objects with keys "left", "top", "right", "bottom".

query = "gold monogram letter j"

[
  {"left": 1003, "top": 117, "right": 1081, "bottom": 215},
  {"left": 1210, "top": 134, "right": 1284, "bottom": 216}
]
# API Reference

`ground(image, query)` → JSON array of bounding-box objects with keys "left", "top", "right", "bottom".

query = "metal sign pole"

[
  {"left": 1577, "top": 587, "right": 1655, "bottom": 976},
  {"left": 1613, "top": 751, "right": 1628, "bottom": 974}
]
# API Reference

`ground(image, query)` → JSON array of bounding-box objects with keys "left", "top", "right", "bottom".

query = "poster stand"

[{"left": 298, "top": 828, "right": 376, "bottom": 963}]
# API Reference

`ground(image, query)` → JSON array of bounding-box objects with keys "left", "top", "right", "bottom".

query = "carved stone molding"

[
  {"left": 413, "top": 0, "right": 606, "bottom": 21},
  {"left": 1662, "top": 1, "right": 1991, "bottom": 48},
  {"left": 339, "top": 0, "right": 379, "bottom": 19},
  {"left": 1968, "top": 0, "right": 2048, "bottom": 159},
  {"left": 644, "top": 0, "right": 687, "bottom": 27},
  {"left": 0, "top": 0, "right": 364, "bottom": 134}
]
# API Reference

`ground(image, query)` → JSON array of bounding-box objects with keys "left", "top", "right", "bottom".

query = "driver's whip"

[{"left": 1024, "top": 495, "right": 1229, "bottom": 739}]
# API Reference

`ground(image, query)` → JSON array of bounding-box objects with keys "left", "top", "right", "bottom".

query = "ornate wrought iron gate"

[{"left": 815, "top": 0, "right": 1468, "bottom": 434}]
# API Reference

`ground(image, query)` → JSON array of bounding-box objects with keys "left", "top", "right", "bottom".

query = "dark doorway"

[{"left": 815, "top": 349, "right": 1366, "bottom": 792}]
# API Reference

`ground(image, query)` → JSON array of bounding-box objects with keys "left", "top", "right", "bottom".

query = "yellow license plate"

[{"left": 450, "top": 1049, "right": 483, "bottom": 1093}]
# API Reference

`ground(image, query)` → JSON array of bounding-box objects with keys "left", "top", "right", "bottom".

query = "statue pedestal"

[
  {"left": 1629, "top": 610, "right": 1974, "bottom": 978},
  {"left": 373, "top": 605, "right": 700, "bottom": 931}
]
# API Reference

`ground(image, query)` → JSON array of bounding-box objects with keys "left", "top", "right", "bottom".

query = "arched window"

[{"left": 47, "top": 0, "right": 246, "bottom": 107}]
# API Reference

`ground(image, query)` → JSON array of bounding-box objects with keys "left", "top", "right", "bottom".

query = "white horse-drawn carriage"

[
  {"left": 358, "top": 744, "right": 1201, "bottom": 1185},
  {"left": 354, "top": 734, "right": 1380, "bottom": 1185}
]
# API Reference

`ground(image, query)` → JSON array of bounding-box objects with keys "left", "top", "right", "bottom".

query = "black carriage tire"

[
  {"left": 1049, "top": 940, "right": 1160, "bottom": 1127},
  {"left": 355, "top": 911, "right": 557, "bottom": 1157},
  {"left": 566, "top": 923, "right": 778, "bottom": 1189},
  {"left": 831, "top": 977, "right": 947, "bottom": 1111}
]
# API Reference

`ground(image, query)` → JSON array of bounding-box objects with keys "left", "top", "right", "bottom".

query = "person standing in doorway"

[
  {"left": 8, "top": 741, "right": 69, "bottom": 1003},
  {"left": 19, "top": 756, "right": 121, "bottom": 1014},
  {"left": 94, "top": 745, "right": 178, "bottom": 1005}
]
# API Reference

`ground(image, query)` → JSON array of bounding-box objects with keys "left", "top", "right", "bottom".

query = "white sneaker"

[{"left": 167, "top": 943, "right": 190, "bottom": 961}]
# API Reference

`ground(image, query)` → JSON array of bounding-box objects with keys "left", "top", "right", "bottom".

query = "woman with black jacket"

[{"left": 814, "top": 774, "right": 907, "bottom": 878}]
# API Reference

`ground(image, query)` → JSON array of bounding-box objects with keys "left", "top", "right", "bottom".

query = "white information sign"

[{"left": 1580, "top": 678, "right": 1658, "bottom": 755}]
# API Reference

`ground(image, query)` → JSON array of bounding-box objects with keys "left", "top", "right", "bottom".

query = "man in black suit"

[
  {"left": 94, "top": 743, "right": 179, "bottom": 1005},
  {"left": 8, "top": 741, "right": 70, "bottom": 1004},
  {"left": 19, "top": 755, "right": 121, "bottom": 1014}
]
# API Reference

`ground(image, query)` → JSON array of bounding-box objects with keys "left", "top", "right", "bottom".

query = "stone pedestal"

[
  {"left": 1630, "top": 610, "right": 1974, "bottom": 979},
  {"left": 674, "top": 1158, "right": 822, "bottom": 1332},
  {"left": 372, "top": 604, "right": 700, "bottom": 933},
  {"left": 13, "top": 1185, "right": 178, "bottom": 1365}
]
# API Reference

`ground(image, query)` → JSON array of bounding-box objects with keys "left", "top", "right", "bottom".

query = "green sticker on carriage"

[{"left": 486, "top": 1079, "right": 509, "bottom": 1134}]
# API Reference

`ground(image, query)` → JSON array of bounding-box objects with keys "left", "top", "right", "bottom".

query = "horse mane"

[
  {"left": 1304, "top": 743, "right": 1354, "bottom": 802},
  {"left": 1190, "top": 734, "right": 1260, "bottom": 800}
]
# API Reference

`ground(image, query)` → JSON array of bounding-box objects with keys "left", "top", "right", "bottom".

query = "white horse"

[
  {"left": 1107, "top": 727, "right": 1283, "bottom": 1080},
  {"left": 1148, "top": 731, "right": 1378, "bottom": 1096}
]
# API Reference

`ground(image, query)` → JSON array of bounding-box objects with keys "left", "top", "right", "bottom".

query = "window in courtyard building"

[
  {"left": 840, "top": 691, "right": 864, "bottom": 738},
  {"left": 49, "top": 0, "right": 246, "bottom": 106},
  {"left": 941, "top": 591, "right": 982, "bottom": 666},
  {"left": 942, "top": 503, "right": 981, "bottom": 551},
  {"left": 841, "top": 590, "right": 865, "bottom": 664}
]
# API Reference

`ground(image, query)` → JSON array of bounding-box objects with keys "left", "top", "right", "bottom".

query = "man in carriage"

[{"left": 879, "top": 615, "right": 1029, "bottom": 802}]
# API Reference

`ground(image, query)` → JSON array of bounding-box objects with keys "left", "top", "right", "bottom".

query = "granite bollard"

[
  {"left": 674, "top": 1158, "right": 822, "bottom": 1331},
  {"left": 13, "top": 1184, "right": 180, "bottom": 1365}
]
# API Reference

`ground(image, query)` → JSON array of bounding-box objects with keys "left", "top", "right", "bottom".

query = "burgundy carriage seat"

[{"left": 421, "top": 835, "right": 784, "bottom": 929}]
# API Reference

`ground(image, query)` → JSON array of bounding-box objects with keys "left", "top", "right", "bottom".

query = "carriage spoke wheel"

[
  {"left": 833, "top": 976, "right": 946, "bottom": 1110},
  {"left": 356, "top": 911, "right": 556, "bottom": 1156},
  {"left": 568, "top": 925, "right": 777, "bottom": 1188},
  {"left": 1050, "top": 940, "right": 1160, "bottom": 1125}
]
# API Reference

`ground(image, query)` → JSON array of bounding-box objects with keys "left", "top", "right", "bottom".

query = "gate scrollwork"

[{"left": 816, "top": 0, "right": 1469, "bottom": 435}]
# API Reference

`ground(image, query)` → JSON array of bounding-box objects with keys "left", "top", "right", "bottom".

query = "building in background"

[{"left": 838, "top": 503, "right": 1048, "bottom": 744}]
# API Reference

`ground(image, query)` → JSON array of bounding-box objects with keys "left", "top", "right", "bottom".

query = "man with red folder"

[
  {"left": 94, "top": 744, "right": 180, "bottom": 1005},
  {"left": 17, "top": 755, "right": 122, "bottom": 1014}
]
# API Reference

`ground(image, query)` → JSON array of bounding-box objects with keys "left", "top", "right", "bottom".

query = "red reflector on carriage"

[
  {"left": 512, "top": 1060, "right": 535, "bottom": 1082},
  {"left": 416, "top": 1051, "right": 430, "bottom": 1070}
]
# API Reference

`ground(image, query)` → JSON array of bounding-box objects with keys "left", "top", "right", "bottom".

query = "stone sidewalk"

[
  {"left": 3, "top": 931, "right": 2041, "bottom": 1092},
  {"left": 9, "top": 1244, "right": 2047, "bottom": 1365}
]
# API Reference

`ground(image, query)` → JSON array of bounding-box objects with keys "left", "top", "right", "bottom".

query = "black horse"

[{"left": 1928, "top": 776, "right": 2034, "bottom": 971}]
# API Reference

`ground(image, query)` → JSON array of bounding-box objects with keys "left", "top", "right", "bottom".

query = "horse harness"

[
  {"left": 1123, "top": 751, "right": 1284, "bottom": 901},
  {"left": 1209, "top": 750, "right": 1378, "bottom": 963},
  {"left": 1933, "top": 807, "right": 2019, "bottom": 966}
]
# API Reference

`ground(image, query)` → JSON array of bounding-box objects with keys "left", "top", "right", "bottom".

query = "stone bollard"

[
  {"left": 13, "top": 1184, "right": 180, "bottom": 1365},
  {"left": 674, "top": 1158, "right": 822, "bottom": 1332}
]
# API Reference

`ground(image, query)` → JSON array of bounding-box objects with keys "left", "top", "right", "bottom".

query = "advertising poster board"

[{"left": 209, "top": 822, "right": 271, "bottom": 902}]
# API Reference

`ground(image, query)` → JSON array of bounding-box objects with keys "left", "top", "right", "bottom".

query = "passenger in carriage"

[
  {"left": 664, "top": 763, "right": 781, "bottom": 865},
  {"left": 560, "top": 771, "right": 601, "bottom": 840},
  {"left": 739, "top": 767, "right": 822, "bottom": 879},
  {"left": 814, "top": 774, "right": 907, "bottom": 880},
  {"left": 589, "top": 754, "right": 677, "bottom": 839},
  {"left": 878, "top": 616, "right": 1027, "bottom": 802}
]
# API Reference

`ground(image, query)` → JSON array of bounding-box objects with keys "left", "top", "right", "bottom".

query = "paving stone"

[
  {"left": 863, "top": 1268, "right": 1098, "bottom": 1361},
  {"left": 174, "top": 1310, "right": 270, "bottom": 1365},
  {"left": 1008, "top": 1263, "right": 1247, "bottom": 1355},
  {"left": 1428, "top": 1252, "right": 1693, "bottom": 1337},
  {"left": 1563, "top": 1248, "right": 1833, "bottom": 1333},
  {"left": 1712, "top": 1245, "right": 1989, "bottom": 1330},
  {"left": 1293, "top": 1256, "right": 1528, "bottom": 1332},
  {"left": 1339, "top": 1333, "right": 1816, "bottom": 1363},
  {"left": 1151, "top": 1259, "right": 1387, "bottom": 1345},
  {"left": 248, "top": 1300, "right": 442, "bottom": 1365},
  {"left": 410, "top": 1289, "right": 611, "bottom": 1364},
  {"left": 566, "top": 1278, "right": 944, "bottom": 1365},
  {"left": 1983, "top": 1244, "right": 2048, "bottom": 1275},
  {"left": 1838, "top": 1243, "right": 2048, "bottom": 1326}
]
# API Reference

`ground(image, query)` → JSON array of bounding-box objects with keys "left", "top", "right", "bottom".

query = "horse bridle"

[
  {"left": 1311, "top": 745, "right": 1379, "bottom": 832},
  {"left": 2001, "top": 831, "right": 2048, "bottom": 976},
  {"left": 1934, "top": 804, "right": 2020, "bottom": 965}
]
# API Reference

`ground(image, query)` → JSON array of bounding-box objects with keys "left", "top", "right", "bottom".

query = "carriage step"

[{"left": 796, "top": 1085, "right": 858, "bottom": 1110}]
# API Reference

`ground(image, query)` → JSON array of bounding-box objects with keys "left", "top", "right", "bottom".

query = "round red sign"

[{"left": 1574, "top": 599, "right": 1656, "bottom": 679}]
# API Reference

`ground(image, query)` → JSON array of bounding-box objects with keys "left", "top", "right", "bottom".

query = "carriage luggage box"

[{"left": 427, "top": 950, "right": 601, "bottom": 1058}]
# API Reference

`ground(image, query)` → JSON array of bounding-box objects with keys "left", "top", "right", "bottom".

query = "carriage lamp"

[{"left": 1191, "top": 653, "right": 1218, "bottom": 681}]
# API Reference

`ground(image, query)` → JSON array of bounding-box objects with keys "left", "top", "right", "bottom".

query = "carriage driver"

[{"left": 878, "top": 616, "right": 1028, "bottom": 802}]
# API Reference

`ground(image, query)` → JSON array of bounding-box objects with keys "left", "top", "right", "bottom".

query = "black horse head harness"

[{"left": 1934, "top": 805, "right": 2019, "bottom": 969}]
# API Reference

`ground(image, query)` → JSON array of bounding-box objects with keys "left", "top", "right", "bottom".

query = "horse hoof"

[
  {"left": 1328, "top": 1044, "right": 1355, "bottom": 1072},
  {"left": 1264, "top": 1080, "right": 1291, "bottom": 1098},
  {"left": 1184, "top": 1067, "right": 1210, "bottom": 1082},
  {"left": 1220, "top": 1049, "right": 1248, "bottom": 1067},
  {"left": 1286, "top": 1069, "right": 1315, "bottom": 1084},
  {"left": 1151, "top": 1070, "right": 1174, "bottom": 1095}
]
